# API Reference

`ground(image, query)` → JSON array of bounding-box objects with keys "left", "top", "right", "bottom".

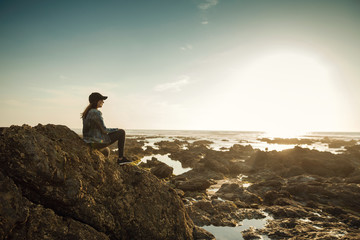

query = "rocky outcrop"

[
  {"left": 215, "top": 183, "right": 262, "bottom": 204},
  {"left": 150, "top": 163, "right": 173, "bottom": 179},
  {"left": 139, "top": 157, "right": 174, "bottom": 179},
  {"left": 242, "top": 227, "right": 262, "bottom": 240},
  {"left": 247, "top": 147, "right": 356, "bottom": 178},
  {"left": 0, "top": 124, "right": 197, "bottom": 240},
  {"left": 0, "top": 172, "right": 109, "bottom": 239},
  {"left": 283, "top": 175, "right": 360, "bottom": 212},
  {"left": 185, "top": 199, "right": 266, "bottom": 227},
  {"left": 170, "top": 143, "right": 360, "bottom": 238},
  {"left": 175, "top": 178, "right": 212, "bottom": 192},
  {"left": 193, "top": 226, "right": 216, "bottom": 240}
]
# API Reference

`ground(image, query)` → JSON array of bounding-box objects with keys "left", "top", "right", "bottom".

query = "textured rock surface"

[
  {"left": 0, "top": 124, "right": 195, "bottom": 240},
  {"left": 215, "top": 183, "right": 263, "bottom": 204},
  {"left": 150, "top": 163, "right": 173, "bottom": 179},
  {"left": 139, "top": 157, "right": 174, "bottom": 179},
  {"left": 0, "top": 171, "right": 109, "bottom": 240},
  {"left": 247, "top": 146, "right": 357, "bottom": 178},
  {"left": 175, "top": 178, "right": 212, "bottom": 192},
  {"left": 185, "top": 199, "right": 266, "bottom": 227}
]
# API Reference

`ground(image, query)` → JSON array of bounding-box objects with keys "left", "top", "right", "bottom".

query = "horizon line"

[{"left": 69, "top": 127, "right": 360, "bottom": 134}]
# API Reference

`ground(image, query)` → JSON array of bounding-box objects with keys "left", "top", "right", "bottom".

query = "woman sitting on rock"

[{"left": 81, "top": 92, "right": 132, "bottom": 165}]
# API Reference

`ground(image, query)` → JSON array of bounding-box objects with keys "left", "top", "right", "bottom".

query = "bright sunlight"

[{"left": 230, "top": 49, "right": 341, "bottom": 137}]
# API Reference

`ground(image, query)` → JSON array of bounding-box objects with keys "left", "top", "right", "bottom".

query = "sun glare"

[
  {"left": 264, "top": 128, "right": 306, "bottom": 139},
  {"left": 229, "top": 49, "right": 338, "bottom": 135}
]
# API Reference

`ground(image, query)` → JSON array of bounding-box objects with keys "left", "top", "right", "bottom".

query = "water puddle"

[
  {"left": 139, "top": 154, "right": 191, "bottom": 175},
  {"left": 202, "top": 212, "right": 273, "bottom": 240}
]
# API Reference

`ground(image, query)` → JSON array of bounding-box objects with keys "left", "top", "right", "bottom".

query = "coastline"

[{"left": 2, "top": 124, "right": 360, "bottom": 239}]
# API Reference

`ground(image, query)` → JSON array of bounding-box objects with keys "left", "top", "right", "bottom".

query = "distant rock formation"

[
  {"left": 0, "top": 124, "right": 199, "bottom": 240},
  {"left": 247, "top": 146, "right": 357, "bottom": 178}
]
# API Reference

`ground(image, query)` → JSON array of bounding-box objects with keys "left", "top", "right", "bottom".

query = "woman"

[{"left": 81, "top": 92, "right": 132, "bottom": 165}]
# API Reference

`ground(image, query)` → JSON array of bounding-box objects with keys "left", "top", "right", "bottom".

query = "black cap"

[{"left": 89, "top": 92, "right": 108, "bottom": 104}]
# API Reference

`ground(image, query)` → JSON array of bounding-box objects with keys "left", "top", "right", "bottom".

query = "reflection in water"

[{"left": 203, "top": 212, "right": 273, "bottom": 240}]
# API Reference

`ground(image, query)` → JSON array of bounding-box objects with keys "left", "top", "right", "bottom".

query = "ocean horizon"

[
  {"left": 72, "top": 128, "right": 360, "bottom": 139},
  {"left": 72, "top": 128, "right": 360, "bottom": 154}
]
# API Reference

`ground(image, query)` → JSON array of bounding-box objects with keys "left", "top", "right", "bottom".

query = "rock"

[
  {"left": 169, "top": 150, "right": 204, "bottom": 169},
  {"left": 279, "top": 218, "right": 297, "bottom": 228},
  {"left": 193, "top": 226, "right": 215, "bottom": 240},
  {"left": 326, "top": 139, "right": 357, "bottom": 148},
  {"left": 273, "top": 198, "right": 293, "bottom": 206},
  {"left": 175, "top": 188, "right": 185, "bottom": 197},
  {"left": 139, "top": 157, "right": 174, "bottom": 178},
  {"left": 12, "top": 204, "right": 110, "bottom": 240},
  {"left": 139, "top": 157, "right": 162, "bottom": 168},
  {"left": 0, "top": 172, "right": 30, "bottom": 238},
  {"left": 198, "top": 155, "right": 232, "bottom": 175},
  {"left": 185, "top": 205, "right": 212, "bottom": 226},
  {"left": 137, "top": 157, "right": 175, "bottom": 179},
  {"left": 262, "top": 216, "right": 358, "bottom": 240},
  {"left": 184, "top": 191, "right": 208, "bottom": 201},
  {"left": 124, "top": 138, "right": 146, "bottom": 158},
  {"left": 229, "top": 144, "right": 254, "bottom": 154},
  {"left": 150, "top": 163, "right": 174, "bottom": 178},
  {"left": 242, "top": 226, "right": 262, "bottom": 240},
  {"left": 346, "top": 215, "right": 360, "bottom": 228},
  {"left": 0, "top": 171, "right": 108, "bottom": 240},
  {"left": 345, "top": 174, "right": 360, "bottom": 184},
  {"left": 323, "top": 206, "right": 346, "bottom": 216},
  {"left": 234, "top": 200, "right": 248, "bottom": 208},
  {"left": 247, "top": 178, "right": 285, "bottom": 196},
  {"left": 168, "top": 142, "right": 253, "bottom": 175},
  {"left": 155, "top": 140, "right": 184, "bottom": 154},
  {"left": 249, "top": 151, "right": 268, "bottom": 169},
  {"left": 284, "top": 175, "right": 360, "bottom": 213},
  {"left": 263, "top": 190, "right": 291, "bottom": 205},
  {"left": 246, "top": 147, "right": 356, "bottom": 178},
  {"left": 265, "top": 205, "right": 308, "bottom": 218},
  {"left": 176, "top": 178, "right": 212, "bottom": 192},
  {"left": 185, "top": 200, "right": 242, "bottom": 227},
  {"left": 267, "top": 229, "right": 292, "bottom": 239},
  {"left": 174, "top": 168, "right": 225, "bottom": 182},
  {"left": 0, "top": 124, "right": 195, "bottom": 240},
  {"left": 216, "top": 183, "right": 262, "bottom": 204}
]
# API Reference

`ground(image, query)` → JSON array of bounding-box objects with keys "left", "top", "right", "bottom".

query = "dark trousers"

[{"left": 108, "top": 129, "right": 126, "bottom": 158}]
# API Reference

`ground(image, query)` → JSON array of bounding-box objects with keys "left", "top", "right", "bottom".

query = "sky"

[{"left": 0, "top": 0, "right": 359, "bottom": 133}]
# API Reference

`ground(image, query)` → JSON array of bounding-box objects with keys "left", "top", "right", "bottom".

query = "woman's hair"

[{"left": 81, "top": 102, "right": 97, "bottom": 119}]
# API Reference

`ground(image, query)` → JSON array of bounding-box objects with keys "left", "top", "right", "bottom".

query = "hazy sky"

[{"left": 1, "top": 0, "right": 359, "bottom": 133}]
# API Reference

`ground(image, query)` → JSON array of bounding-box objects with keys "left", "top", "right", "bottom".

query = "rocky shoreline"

[
  {"left": 125, "top": 131, "right": 360, "bottom": 239},
  {"left": 1, "top": 124, "right": 360, "bottom": 239}
]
